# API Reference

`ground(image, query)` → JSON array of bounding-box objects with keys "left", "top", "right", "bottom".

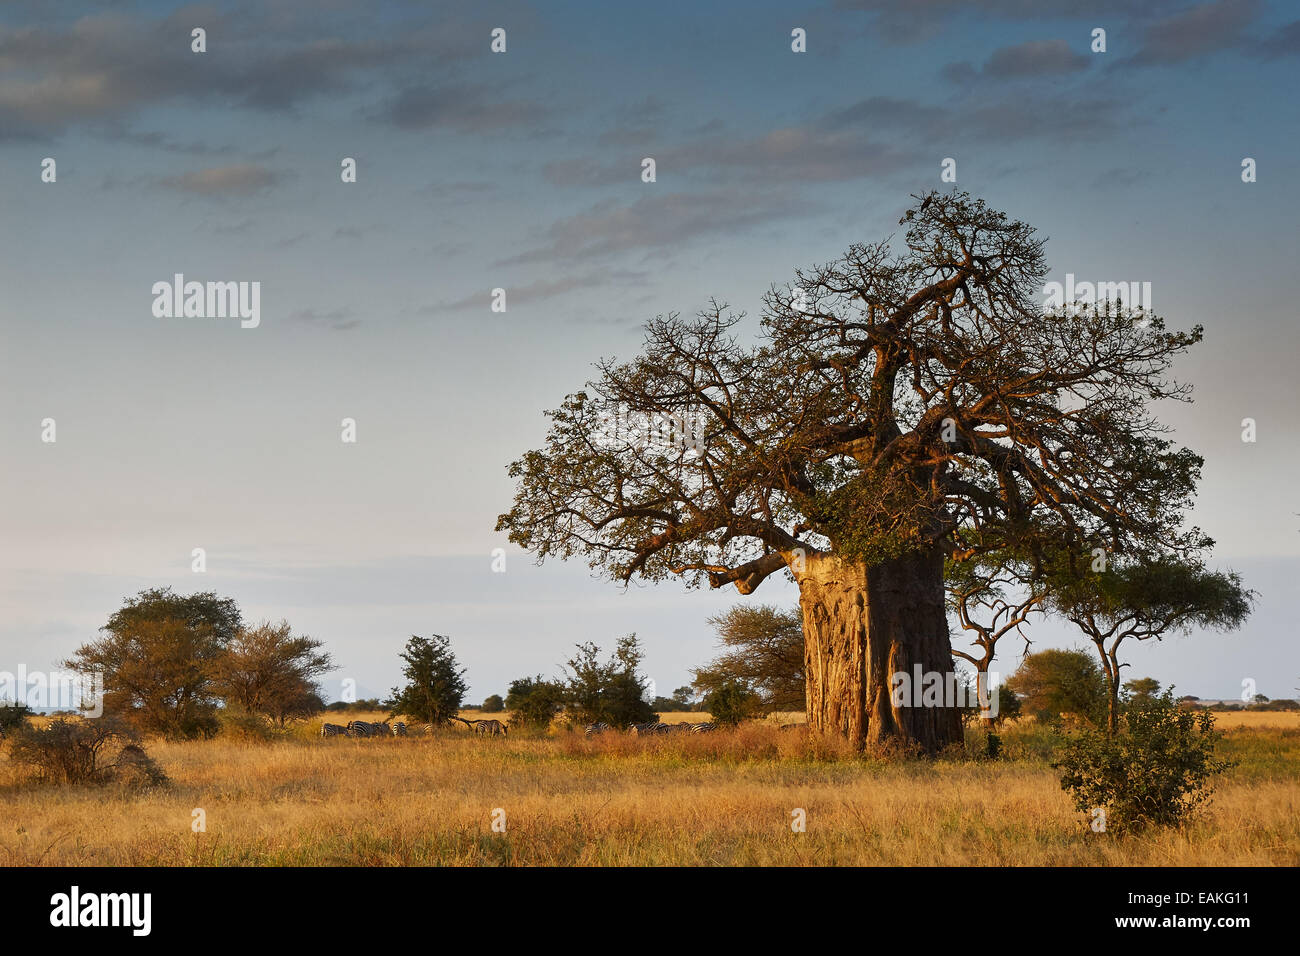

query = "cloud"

[
  {"left": 157, "top": 163, "right": 285, "bottom": 196},
  {"left": 0, "top": 9, "right": 480, "bottom": 138},
  {"left": 833, "top": 0, "right": 1189, "bottom": 44},
  {"left": 427, "top": 270, "right": 651, "bottom": 312},
  {"left": 377, "top": 83, "right": 551, "bottom": 132},
  {"left": 1254, "top": 18, "right": 1300, "bottom": 58},
  {"left": 822, "top": 92, "right": 1124, "bottom": 144},
  {"left": 945, "top": 39, "right": 1091, "bottom": 82},
  {"left": 291, "top": 307, "right": 362, "bottom": 331},
  {"left": 1124, "top": 0, "right": 1262, "bottom": 66},
  {"left": 497, "top": 191, "right": 809, "bottom": 265}
]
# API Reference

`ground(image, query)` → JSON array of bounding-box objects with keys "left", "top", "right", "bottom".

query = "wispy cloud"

[
  {"left": 158, "top": 163, "right": 285, "bottom": 196},
  {"left": 425, "top": 270, "right": 651, "bottom": 312}
]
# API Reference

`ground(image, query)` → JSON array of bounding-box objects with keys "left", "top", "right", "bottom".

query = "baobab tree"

[{"left": 497, "top": 191, "right": 1208, "bottom": 753}]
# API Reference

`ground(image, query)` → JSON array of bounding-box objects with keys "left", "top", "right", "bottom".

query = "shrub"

[
  {"left": 1007, "top": 648, "right": 1107, "bottom": 727},
  {"left": 505, "top": 677, "right": 564, "bottom": 730},
  {"left": 9, "top": 718, "right": 167, "bottom": 787},
  {"left": 560, "top": 636, "right": 655, "bottom": 729},
  {"left": 481, "top": 694, "right": 505, "bottom": 713},
  {"left": 0, "top": 701, "right": 34, "bottom": 737},
  {"left": 1052, "top": 691, "right": 1231, "bottom": 833},
  {"left": 703, "top": 679, "right": 766, "bottom": 726},
  {"left": 217, "top": 707, "right": 279, "bottom": 741}
]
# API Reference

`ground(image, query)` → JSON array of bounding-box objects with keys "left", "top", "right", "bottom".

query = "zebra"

[
  {"left": 474, "top": 718, "right": 507, "bottom": 736},
  {"left": 391, "top": 721, "right": 407, "bottom": 737},
  {"left": 320, "top": 722, "right": 349, "bottom": 738},
  {"left": 346, "top": 720, "right": 387, "bottom": 738},
  {"left": 664, "top": 722, "right": 693, "bottom": 734},
  {"left": 583, "top": 722, "right": 610, "bottom": 737},
  {"left": 629, "top": 721, "right": 668, "bottom": 736},
  {"left": 690, "top": 722, "right": 718, "bottom": 734}
]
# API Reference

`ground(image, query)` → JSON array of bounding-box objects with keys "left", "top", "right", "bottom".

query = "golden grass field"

[{"left": 2, "top": 710, "right": 1296, "bottom": 866}]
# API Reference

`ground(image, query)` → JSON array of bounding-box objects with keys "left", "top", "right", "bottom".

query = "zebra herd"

[
  {"left": 320, "top": 720, "right": 407, "bottom": 738},
  {"left": 585, "top": 721, "right": 720, "bottom": 736},
  {"left": 320, "top": 718, "right": 508, "bottom": 738},
  {"left": 322, "top": 717, "right": 791, "bottom": 739}
]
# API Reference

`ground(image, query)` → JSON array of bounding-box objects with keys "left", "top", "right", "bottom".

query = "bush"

[
  {"left": 1007, "top": 648, "right": 1107, "bottom": 727},
  {"left": 560, "top": 636, "right": 655, "bottom": 729},
  {"left": 703, "top": 679, "right": 766, "bottom": 726},
  {"left": 505, "top": 677, "right": 564, "bottom": 730},
  {"left": 9, "top": 718, "right": 167, "bottom": 787},
  {"left": 1052, "top": 691, "right": 1231, "bottom": 833},
  {"left": 0, "top": 701, "right": 34, "bottom": 737},
  {"left": 216, "top": 707, "right": 279, "bottom": 741},
  {"left": 481, "top": 694, "right": 504, "bottom": 713}
]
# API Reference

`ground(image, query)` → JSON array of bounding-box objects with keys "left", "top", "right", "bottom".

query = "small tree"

[
  {"left": 1050, "top": 558, "right": 1253, "bottom": 733},
  {"left": 947, "top": 548, "right": 1047, "bottom": 680},
  {"left": 505, "top": 676, "right": 564, "bottom": 729},
  {"left": 1053, "top": 691, "right": 1231, "bottom": 833},
  {"left": 561, "top": 635, "right": 655, "bottom": 728},
  {"left": 703, "top": 679, "right": 766, "bottom": 726},
  {"left": 671, "top": 686, "right": 697, "bottom": 709},
  {"left": 214, "top": 620, "right": 334, "bottom": 726},
  {"left": 481, "top": 694, "right": 505, "bottom": 713},
  {"left": 64, "top": 588, "right": 241, "bottom": 738},
  {"left": 1006, "top": 649, "right": 1107, "bottom": 727},
  {"left": 693, "top": 606, "right": 806, "bottom": 712},
  {"left": 1122, "top": 677, "right": 1161, "bottom": 706},
  {"left": 388, "top": 634, "right": 467, "bottom": 725}
]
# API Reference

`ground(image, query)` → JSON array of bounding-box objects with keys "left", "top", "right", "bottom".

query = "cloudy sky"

[{"left": 1, "top": 0, "right": 1297, "bottom": 705}]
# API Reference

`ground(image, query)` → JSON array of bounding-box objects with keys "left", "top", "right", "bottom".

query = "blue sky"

[{"left": 1, "top": 0, "right": 1298, "bottom": 704}]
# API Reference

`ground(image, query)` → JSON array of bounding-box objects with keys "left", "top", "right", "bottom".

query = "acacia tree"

[
  {"left": 1049, "top": 558, "right": 1252, "bottom": 733},
  {"left": 214, "top": 620, "right": 334, "bottom": 726},
  {"left": 498, "top": 191, "right": 1206, "bottom": 753},
  {"left": 946, "top": 550, "right": 1047, "bottom": 680},
  {"left": 66, "top": 588, "right": 241, "bottom": 738}
]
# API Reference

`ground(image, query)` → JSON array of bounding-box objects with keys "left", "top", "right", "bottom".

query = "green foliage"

[
  {"left": 703, "top": 679, "right": 766, "bottom": 726},
  {"left": 505, "top": 676, "right": 564, "bottom": 729},
  {"left": 388, "top": 635, "right": 467, "bottom": 725},
  {"left": 65, "top": 588, "right": 242, "bottom": 739},
  {"left": 560, "top": 635, "right": 655, "bottom": 728},
  {"left": 693, "top": 605, "right": 805, "bottom": 712},
  {"left": 324, "top": 698, "right": 383, "bottom": 713},
  {"left": 9, "top": 717, "right": 168, "bottom": 787},
  {"left": 1122, "top": 677, "right": 1161, "bottom": 705},
  {"left": 1007, "top": 649, "right": 1107, "bottom": 726},
  {"left": 1052, "top": 691, "right": 1232, "bottom": 833},
  {"left": 481, "top": 694, "right": 505, "bottom": 713}
]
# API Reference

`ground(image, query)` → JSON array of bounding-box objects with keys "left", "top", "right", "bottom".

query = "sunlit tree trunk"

[{"left": 798, "top": 550, "right": 961, "bottom": 754}]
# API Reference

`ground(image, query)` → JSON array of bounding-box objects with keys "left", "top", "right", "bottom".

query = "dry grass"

[{"left": 1, "top": 711, "right": 1295, "bottom": 866}]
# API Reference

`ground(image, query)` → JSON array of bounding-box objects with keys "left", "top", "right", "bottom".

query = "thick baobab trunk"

[{"left": 798, "top": 550, "right": 961, "bottom": 755}]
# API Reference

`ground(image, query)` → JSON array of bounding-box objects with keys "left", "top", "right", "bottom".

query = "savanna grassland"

[{"left": 2, "top": 711, "right": 1297, "bottom": 866}]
